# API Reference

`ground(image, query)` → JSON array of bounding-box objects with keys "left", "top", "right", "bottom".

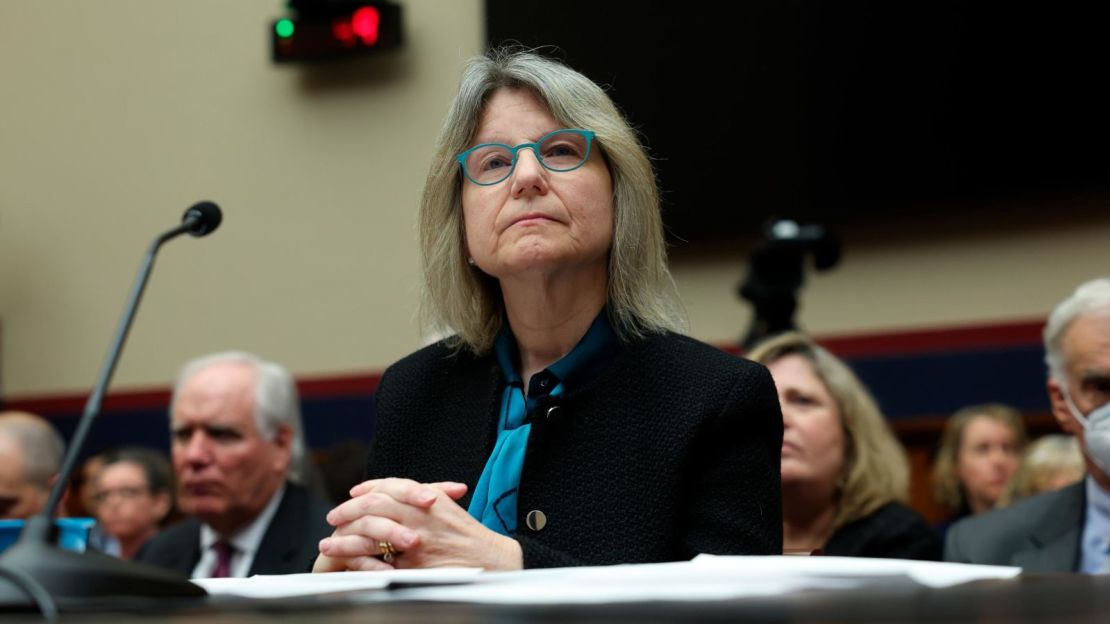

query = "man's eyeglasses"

[
  {"left": 456, "top": 129, "right": 596, "bottom": 186},
  {"left": 92, "top": 486, "right": 149, "bottom": 505}
]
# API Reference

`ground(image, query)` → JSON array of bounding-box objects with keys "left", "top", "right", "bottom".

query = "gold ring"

[{"left": 378, "top": 540, "right": 397, "bottom": 563}]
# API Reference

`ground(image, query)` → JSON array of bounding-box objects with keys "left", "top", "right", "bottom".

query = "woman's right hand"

[{"left": 312, "top": 479, "right": 468, "bottom": 573}]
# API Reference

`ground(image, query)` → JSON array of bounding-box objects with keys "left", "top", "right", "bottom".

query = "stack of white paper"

[
  {"left": 384, "top": 556, "right": 1020, "bottom": 604},
  {"left": 194, "top": 556, "right": 1020, "bottom": 604},
  {"left": 193, "top": 568, "right": 483, "bottom": 598}
]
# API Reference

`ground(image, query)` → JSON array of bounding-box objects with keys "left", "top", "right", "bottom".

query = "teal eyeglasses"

[{"left": 456, "top": 129, "right": 596, "bottom": 186}]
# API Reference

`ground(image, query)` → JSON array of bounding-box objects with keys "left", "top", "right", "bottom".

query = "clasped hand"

[{"left": 313, "top": 477, "right": 523, "bottom": 572}]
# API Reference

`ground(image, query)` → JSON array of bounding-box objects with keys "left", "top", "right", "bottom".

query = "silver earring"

[{"left": 467, "top": 257, "right": 476, "bottom": 266}]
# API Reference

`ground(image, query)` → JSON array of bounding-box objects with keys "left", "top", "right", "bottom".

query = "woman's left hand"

[{"left": 317, "top": 477, "right": 523, "bottom": 571}]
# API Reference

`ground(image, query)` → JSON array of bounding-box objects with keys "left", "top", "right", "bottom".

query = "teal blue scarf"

[{"left": 467, "top": 312, "right": 617, "bottom": 535}]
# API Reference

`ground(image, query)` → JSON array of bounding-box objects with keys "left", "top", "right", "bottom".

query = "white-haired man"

[
  {"left": 136, "top": 352, "right": 332, "bottom": 577},
  {"left": 0, "top": 411, "right": 65, "bottom": 519},
  {"left": 946, "top": 277, "right": 1110, "bottom": 572}
]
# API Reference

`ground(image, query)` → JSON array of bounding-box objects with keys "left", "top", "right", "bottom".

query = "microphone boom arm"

[
  {"left": 0, "top": 202, "right": 219, "bottom": 615},
  {"left": 43, "top": 220, "right": 196, "bottom": 516}
]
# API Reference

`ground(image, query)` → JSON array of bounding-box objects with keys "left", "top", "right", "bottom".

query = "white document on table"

[
  {"left": 192, "top": 556, "right": 1020, "bottom": 603},
  {"left": 192, "top": 567, "right": 484, "bottom": 598},
  {"left": 384, "top": 556, "right": 1021, "bottom": 605},
  {"left": 691, "top": 555, "right": 1021, "bottom": 588}
]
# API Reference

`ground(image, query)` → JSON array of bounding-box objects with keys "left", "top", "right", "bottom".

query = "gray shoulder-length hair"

[{"left": 419, "top": 47, "right": 687, "bottom": 353}]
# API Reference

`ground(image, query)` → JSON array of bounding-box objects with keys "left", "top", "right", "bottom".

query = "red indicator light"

[
  {"left": 351, "top": 6, "right": 380, "bottom": 46},
  {"left": 271, "top": 2, "right": 400, "bottom": 63},
  {"left": 332, "top": 19, "right": 355, "bottom": 47}
]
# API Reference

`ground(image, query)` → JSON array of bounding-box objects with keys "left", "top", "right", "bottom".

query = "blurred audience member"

[
  {"left": 316, "top": 438, "right": 370, "bottom": 506},
  {"left": 749, "top": 332, "right": 941, "bottom": 560},
  {"left": 135, "top": 351, "right": 332, "bottom": 578},
  {"left": 92, "top": 447, "right": 174, "bottom": 560},
  {"left": 932, "top": 403, "right": 1027, "bottom": 529},
  {"left": 1010, "top": 434, "right": 1085, "bottom": 499},
  {"left": 67, "top": 453, "right": 107, "bottom": 518},
  {"left": 946, "top": 277, "right": 1110, "bottom": 572},
  {"left": 0, "top": 411, "right": 65, "bottom": 519}
]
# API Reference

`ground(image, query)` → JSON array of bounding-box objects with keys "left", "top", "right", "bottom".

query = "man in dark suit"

[
  {"left": 945, "top": 278, "right": 1110, "bottom": 572},
  {"left": 136, "top": 352, "right": 332, "bottom": 577}
]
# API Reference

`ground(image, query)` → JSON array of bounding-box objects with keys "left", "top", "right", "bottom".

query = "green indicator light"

[{"left": 275, "top": 19, "right": 295, "bottom": 38}]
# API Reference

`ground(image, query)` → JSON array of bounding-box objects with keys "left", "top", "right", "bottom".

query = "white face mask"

[{"left": 1062, "top": 388, "right": 1110, "bottom": 473}]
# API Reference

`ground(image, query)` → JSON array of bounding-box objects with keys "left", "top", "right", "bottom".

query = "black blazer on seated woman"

[
  {"left": 367, "top": 331, "right": 784, "bottom": 568},
  {"left": 823, "top": 502, "right": 943, "bottom": 560}
]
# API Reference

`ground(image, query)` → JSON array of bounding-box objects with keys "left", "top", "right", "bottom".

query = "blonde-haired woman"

[
  {"left": 932, "top": 404, "right": 1026, "bottom": 529},
  {"left": 748, "top": 332, "right": 940, "bottom": 559},
  {"left": 314, "top": 48, "right": 783, "bottom": 572},
  {"left": 1009, "top": 434, "right": 1084, "bottom": 500}
]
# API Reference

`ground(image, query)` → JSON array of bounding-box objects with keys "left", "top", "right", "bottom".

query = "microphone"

[
  {"left": 0, "top": 202, "right": 221, "bottom": 615},
  {"left": 182, "top": 201, "right": 222, "bottom": 237}
]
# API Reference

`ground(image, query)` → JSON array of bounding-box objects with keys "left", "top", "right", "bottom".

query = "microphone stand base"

[{"left": 0, "top": 517, "right": 204, "bottom": 614}]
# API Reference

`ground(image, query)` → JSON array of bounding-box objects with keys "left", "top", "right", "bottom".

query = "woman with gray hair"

[{"left": 315, "top": 48, "right": 782, "bottom": 571}]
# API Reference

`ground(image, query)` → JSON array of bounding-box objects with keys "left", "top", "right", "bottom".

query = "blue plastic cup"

[{"left": 0, "top": 517, "right": 97, "bottom": 553}]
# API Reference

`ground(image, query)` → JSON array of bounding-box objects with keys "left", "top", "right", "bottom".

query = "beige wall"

[
  {"left": 1, "top": 0, "right": 484, "bottom": 396},
  {"left": 2, "top": 1, "right": 1108, "bottom": 398},
  {"left": 674, "top": 202, "right": 1110, "bottom": 346}
]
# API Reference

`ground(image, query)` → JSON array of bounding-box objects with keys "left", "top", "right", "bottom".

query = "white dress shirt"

[{"left": 191, "top": 484, "right": 286, "bottom": 579}]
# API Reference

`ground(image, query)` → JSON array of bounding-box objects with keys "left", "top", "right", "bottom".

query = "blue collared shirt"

[
  {"left": 1080, "top": 475, "right": 1110, "bottom": 573},
  {"left": 466, "top": 312, "right": 618, "bottom": 535}
]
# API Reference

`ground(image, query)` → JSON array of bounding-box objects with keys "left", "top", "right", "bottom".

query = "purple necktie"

[{"left": 210, "top": 540, "right": 234, "bottom": 578}]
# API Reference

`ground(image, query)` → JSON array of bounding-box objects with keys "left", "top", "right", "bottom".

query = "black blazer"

[
  {"left": 824, "top": 502, "right": 942, "bottom": 560},
  {"left": 369, "top": 331, "right": 784, "bottom": 568},
  {"left": 136, "top": 482, "right": 333, "bottom": 576}
]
